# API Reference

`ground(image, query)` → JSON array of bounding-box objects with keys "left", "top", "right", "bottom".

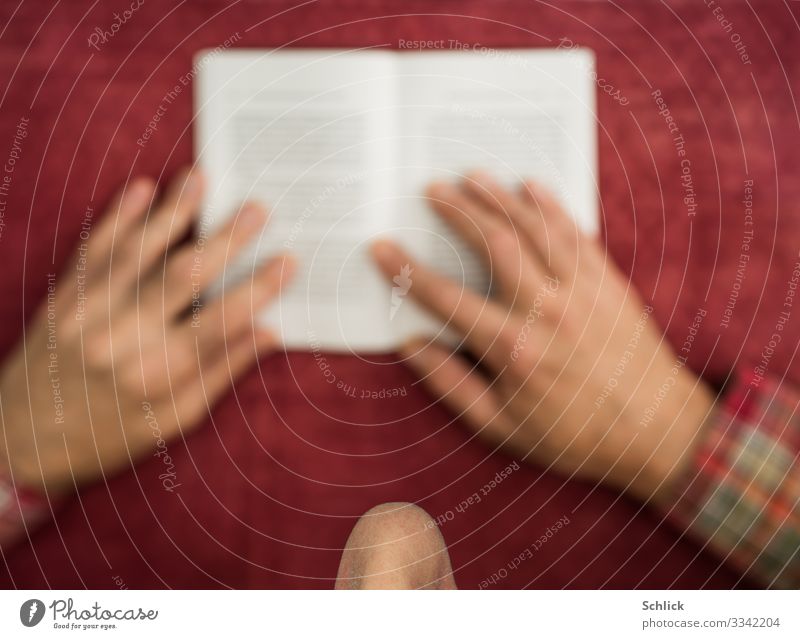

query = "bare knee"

[{"left": 335, "top": 502, "right": 455, "bottom": 589}]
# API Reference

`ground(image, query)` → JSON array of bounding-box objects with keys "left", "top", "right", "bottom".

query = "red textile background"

[{"left": 1, "top": 0, "right": 798, "bottom": 588}]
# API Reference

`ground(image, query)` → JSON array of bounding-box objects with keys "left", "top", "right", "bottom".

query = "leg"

[{"left": 335, "top": 502, "right": 456, "bottom": 590}]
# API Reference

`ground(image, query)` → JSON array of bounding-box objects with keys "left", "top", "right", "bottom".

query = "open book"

[{"left": 195, "top": 48, "right": 597, "bottom": 352}]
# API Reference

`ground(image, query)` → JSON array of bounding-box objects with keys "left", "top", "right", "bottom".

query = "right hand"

[
  {"left": 371, "top": 173, "right": 713, "bottom": 503},
  {"left": 0, "top": 168, "right": 295, "bottom": 495}
]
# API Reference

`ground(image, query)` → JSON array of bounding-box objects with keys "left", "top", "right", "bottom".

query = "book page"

[
  {"left": 386, "top": 49, "right": 598, "bottom": 344},
  {"left": 195, "top": 48, "right": 598, "bottom": 353},
  {"left": 195, "top": 49, "right": 399, "bottom": 352}
]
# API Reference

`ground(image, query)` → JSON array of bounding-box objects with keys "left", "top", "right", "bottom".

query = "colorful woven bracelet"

[{"left": 0, "top": 470, "right": 51, "bottom": 548}]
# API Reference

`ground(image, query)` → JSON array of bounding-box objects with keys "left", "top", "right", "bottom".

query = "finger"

[
  {"left": 49, "top": 178, "right": 155, "bottom": 318},
  {"left": 87, "top": 177, "right": 156, "bottom": 264},
  {"left": 426, "top": 180, "right": 547, "bottom": 307},
  {"left": 137, "top": 167, "right": 204, "bottom": 271},
  {"left": 460, "top": 171, "right": 559, "bottom": 269},
  {"left": 108, "top": 168, "right": 204, "bottom": 299},
  {"left": 150, "top": 303, "right": 262, "bottom": 394},
  {"left": 424, "top": 181, "right": 502, "bottom": 260},
  {"left": 462, "top": 171, "right": 528, "bottom": 222},
  {"left": 518, "top": 179, "right": 586, "bottom": 277},
  {"left": 175, "top": 328, "right": 276, "bottom": 429},
  {"left": 371, "top": 240, "right": 512, "bottom": 370},
  {"left": 62, "top": 178, "right": 156, "bottom": 308},
  {"left": 206, "top": 327, "right": 276, "bottom": 393},
  {"left": 401, "top": 339, "right": 516, "bottom": 444},
  {"left": 485, "top": 225, "right": 553, "bottom": 309},
  {"left": 146, "top": 201, "right": 269, "bottom": 319},
  {"left": 190, "top": 253, "right": 296, "bottom": 348}
]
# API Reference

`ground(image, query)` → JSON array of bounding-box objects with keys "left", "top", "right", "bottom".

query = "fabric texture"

[
  {"left": 1, "top": 0, "right": 799, "bottom": 588},
  {"left": 669, "top": 374, "right": 800, "bottom": 588}
]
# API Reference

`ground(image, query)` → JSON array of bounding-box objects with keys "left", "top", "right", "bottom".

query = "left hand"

[
  {"left": 371, "top": 172, "right": 714, "bottom": 503},
  {"left": 0, "top": 168, "right": 294, "bottom": 495}
]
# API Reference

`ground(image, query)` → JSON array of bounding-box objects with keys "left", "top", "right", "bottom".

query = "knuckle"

[
  {"left": 83, "top": 335, "right": 112, "bottom": 370},
  {"left": 555, "top": 307, "right": 580, "bottom": 339},
  {"left": 170, "top": 340, "right": 197, "bottom": 376},
  {"left": 168, "top": 250, "right": 196, "bottom": 290},
  {"left": 135, "top": 352, "right": 170, "bottom": 394},
  {"left": 117, "top": 363, "right": 145, "bottom": 394},
  {"left": 503, "top": 320, "right": 538, "bottom": 373}
]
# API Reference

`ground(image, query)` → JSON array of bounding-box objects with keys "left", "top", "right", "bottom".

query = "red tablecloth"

[{"left": 1, "top": 0, "right": 798, "bottom": 588}]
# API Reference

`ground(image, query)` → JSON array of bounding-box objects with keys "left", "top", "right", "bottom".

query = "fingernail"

[
  {"left": 527, "top": 180, "right": 552, "bottom": 200},
  {"left": 271, "top": 252, "right": 296, "bottom": 282},
  {"left": 127, "top": 179, "right": 153, "bottom": 206},
  {"left": 371, "top": 239, "right": 402, "bottom": 263},
  {"left": 467, "top": 170, "right": 496, "bottom": 186},
  {"left": 400, "top": 337, "right": 426, "bottom": 359},
  {"left": 238, "top": 202, "right": 267, "bottom": 231},
  {"left": 401, "top": 340, "right": 436, "bottom": 371},
  {"left": 254, "top": 329, "right": 276, "bottom": 352},
  {"left": 426, "top": 181, "right": 456, "bottom": 198},
  {"left": 185, "top": 169, "right": 204, "bottom": 194}
]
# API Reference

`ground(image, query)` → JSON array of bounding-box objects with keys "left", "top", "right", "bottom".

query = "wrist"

[
  {"left": 629, "top": 370, "right": 716, "bottom": 505},
  {"left": 0, "top": 393, "right": 53, "bottom": 497}
]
